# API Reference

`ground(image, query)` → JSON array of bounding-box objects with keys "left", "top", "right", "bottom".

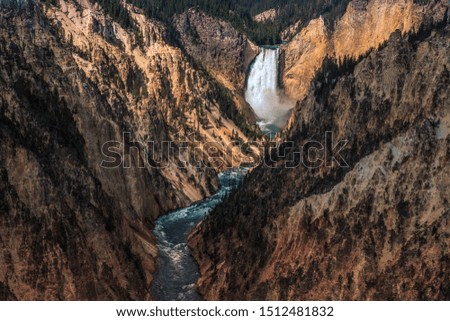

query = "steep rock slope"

[
  {"left": 0, "top": 4, "right": 156, "bottom": 299},
  {"left": 173, "top": 9, "right": 259, "bottom": 123},
  {"left": 282, "top": 0, "right": 448, "bottom": 100},
  {"left": 174, "top": 9, "right": 258, "bottom": 92},
  {"left": 0, "top": 0, "right": 253, "bottom": 300},
  {"left": 190, "top": 25, "right": 450, "bottom": 300},
  {"left": 48, "top": 0, "right": 254, "bottom": 183}
]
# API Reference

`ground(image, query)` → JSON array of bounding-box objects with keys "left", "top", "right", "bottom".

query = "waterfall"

[{"left": 245, "top": 47, "right": 294, "bottom": 132}]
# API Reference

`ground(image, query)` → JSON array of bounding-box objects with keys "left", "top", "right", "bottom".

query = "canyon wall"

[
  {"left": 282, "top": 0, "right": 448, "bottom": 100},
  {"left": 174, "top": 9, "right": 259, "bottom": 123},
  {"left": 0, "top": 0, "right": 253, "bottom": 299},
  {"left": 190, "top": 22, "right": 450, "bottom": 300},
  {"left": 174, "top": 9, "right": 258, "bottom": 93}
]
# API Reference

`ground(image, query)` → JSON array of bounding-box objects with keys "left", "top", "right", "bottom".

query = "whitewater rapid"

[{"left": 245, "top": 47, "right": 294, "bottom": 132}]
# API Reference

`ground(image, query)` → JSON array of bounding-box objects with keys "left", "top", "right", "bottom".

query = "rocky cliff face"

[
  {"left": 173, "top": 9, "right": 259, "bottom": 122},
  {"left": 48, "top": 0, "right": 254, "bottom": 179},
  {"left": 282, "top": 0, "right": 448, "bottom": 100},
  {"left": 190, "top": 23, "right": 450, "bottom": 300},
  {"left": 0, "top": 0, "right": 254, "bottom": 300},
  {"left": 174, "top": 9, "right": 258, "bottom": 92}
]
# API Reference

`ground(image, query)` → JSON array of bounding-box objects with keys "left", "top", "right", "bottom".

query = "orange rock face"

[{"left": 282, "top": 0, "right": 448, "bottom": 101}]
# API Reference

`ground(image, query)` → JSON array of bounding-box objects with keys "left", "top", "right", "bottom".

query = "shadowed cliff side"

[
  {"left": 0, "top": 4, "right": 156, "bottom": 299},
  {"left": 174, "top": 9, "right": 258, "bottom": 93}
]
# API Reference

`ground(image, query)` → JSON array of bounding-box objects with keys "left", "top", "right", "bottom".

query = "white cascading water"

[{"left": 245, "top": 47, "right": 294, "bottom": 132}]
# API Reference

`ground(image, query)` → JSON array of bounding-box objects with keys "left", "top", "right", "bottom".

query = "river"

[{"left": 151, "top": 167, "right": 249, "bottom": 300}]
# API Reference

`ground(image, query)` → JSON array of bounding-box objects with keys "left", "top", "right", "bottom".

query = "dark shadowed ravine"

[{"left": 151, "top": 167, "right": 249, "bottom": 300}]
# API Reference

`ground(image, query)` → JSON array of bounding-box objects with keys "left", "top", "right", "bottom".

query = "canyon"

[{"left": 0, "top": 0, "right": 448, "bottom": 301}]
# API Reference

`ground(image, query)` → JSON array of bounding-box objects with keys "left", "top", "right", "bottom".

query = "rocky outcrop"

[
  {"left": 0, "top": 0, "right": 254, "bottom": 300},
  {"left": 280, "top": 19, "right": 302, "bottom": 42},
  {"left": 281, "top": 17, "right": 329, "bottom": 100},
  {"left": 190, "top": 24, "right": 450, "bottom": 300},
  {"left": 282, "top": 0, "right": 448, "bottom": 100}
]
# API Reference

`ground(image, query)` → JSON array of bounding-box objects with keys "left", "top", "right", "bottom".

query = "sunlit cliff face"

[{"left": 281, "top": 0, "right": 448, "bottom": 101}]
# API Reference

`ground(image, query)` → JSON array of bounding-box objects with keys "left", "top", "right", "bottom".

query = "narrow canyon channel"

[{"left": 151, "top": 167, "right": 249, "bottom": 300}]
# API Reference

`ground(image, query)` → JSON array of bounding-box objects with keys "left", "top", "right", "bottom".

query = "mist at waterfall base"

[
  {"left": 151, "top": 168, "right": 248, "bottom": 300},
  {"left": 245, "top": 47, "right": 294, "bottom": 133}
]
